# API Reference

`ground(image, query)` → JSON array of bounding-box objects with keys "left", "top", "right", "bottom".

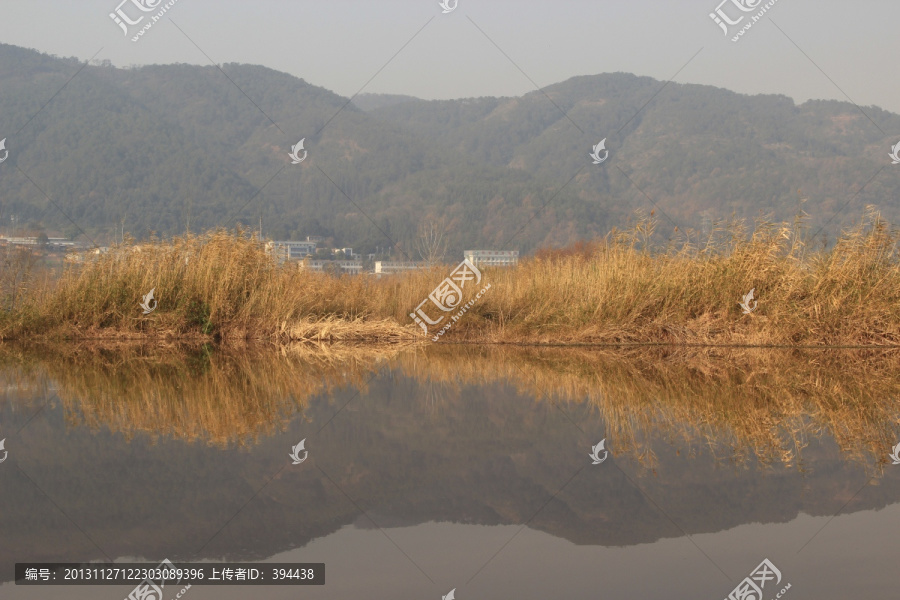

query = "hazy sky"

[{"left": 1, "top": 0, "right": 898, "bottom": 115}]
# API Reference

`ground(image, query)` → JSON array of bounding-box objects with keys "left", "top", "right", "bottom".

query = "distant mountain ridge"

[
  {"left": 0, "top": 43, "right": 898, "bottom": 255},
  {"left": 352, "top": 92, "right": 421, "bottom": 111}
]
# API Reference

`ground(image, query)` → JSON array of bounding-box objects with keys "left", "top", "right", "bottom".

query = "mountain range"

[{"left": 1, "top": 43, "right": 898, "bottom": 257}]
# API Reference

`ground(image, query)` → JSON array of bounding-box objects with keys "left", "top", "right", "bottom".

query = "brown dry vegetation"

[{"left": 2, "top": 209, "right": 900, "bottom": 346}]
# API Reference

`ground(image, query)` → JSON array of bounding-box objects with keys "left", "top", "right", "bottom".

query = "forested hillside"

[{"left": 1, "top": 43, "right": 898, "bottom": 256}]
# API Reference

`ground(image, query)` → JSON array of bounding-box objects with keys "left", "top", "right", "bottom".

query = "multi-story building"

[
  {"left": 265, "top": 240, "right": 317, "bottom": 262},
  {"left": 463, "top": 250, "right": 519, "bottom": 268},
  {"left": 299, "top": 259, "right": 363, "bottom": 275},
  {"left": 373, "top": 261, "right": 426, "bottom": 275}
]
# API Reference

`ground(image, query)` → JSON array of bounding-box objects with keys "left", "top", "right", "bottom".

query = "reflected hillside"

[
  {"left": 1, "top": 343, "right": 898, "bottom": 463},
  {"left": 1, "top": 343, "right": 899, "bottom": 574}
]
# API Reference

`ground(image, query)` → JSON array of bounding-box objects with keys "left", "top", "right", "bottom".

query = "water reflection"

[
  {"left": 0, "top": 342, "right": 399, "bottom": 446},
  {"left": 2, "top": 343, "right": 898, "bottom": 463},
  {"left": 0, "top": 343, "right": 898, "bottom": 597}
]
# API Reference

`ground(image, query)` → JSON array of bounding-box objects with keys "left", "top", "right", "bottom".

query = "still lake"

[{"left": 1, "top": 344, "right": 898, "bottom": 599}]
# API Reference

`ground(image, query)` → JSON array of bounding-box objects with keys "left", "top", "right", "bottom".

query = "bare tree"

[{"left": 415, "top": 218, "right": 449, "bottom": 266}]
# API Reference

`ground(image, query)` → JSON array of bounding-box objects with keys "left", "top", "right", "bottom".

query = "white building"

[
  {"left": 266, "top": 240, "right": 317, "bottom": 262},
  {"left": 0, "top": 236, "right": 76, "bottom": 247},
  {"left": 0, "top": 236, "right": 38, "bottom": 245},
  {"left": 299, "top": 259, "right": 363, "bottom": 275},
  {"left": 374, "top": 261, "right": 426, "bottom": 275},
  {"left": 463, "top": 250, "right": 519, "bottom": 268},
  {"left": 2, "top": 236, "right": 83, "bottom": 251}
]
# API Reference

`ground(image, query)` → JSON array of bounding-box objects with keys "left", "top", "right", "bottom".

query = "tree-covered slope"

[{"left": 1, "top": 44, "right": 898, "bottom": 255}]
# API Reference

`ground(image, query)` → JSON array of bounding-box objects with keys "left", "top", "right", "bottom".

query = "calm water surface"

[{"left": 0, "top": 344, "right": 898, "bottom": 599}]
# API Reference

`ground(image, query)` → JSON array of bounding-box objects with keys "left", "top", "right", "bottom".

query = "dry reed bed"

[{"left": 3, "top": 210, "right": 900, "bottom": 345}]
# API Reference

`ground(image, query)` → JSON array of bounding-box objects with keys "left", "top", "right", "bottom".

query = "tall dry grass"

[
  {"left": 0, "top": 229, "right": 424, "bottom": 342},
  {"left": 3, "top": 209, "right": 900, "bottom": 345},
  {"left": 475, "top": 207, "right": 900, "bottom": 345}
]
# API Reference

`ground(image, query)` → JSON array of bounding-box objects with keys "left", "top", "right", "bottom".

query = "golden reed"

[{"left": 2, "top": 209, "right": 900, "bottom": 346}]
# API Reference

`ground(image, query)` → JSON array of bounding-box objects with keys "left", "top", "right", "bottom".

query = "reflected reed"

[{"left": 0, "top": 343, "right": 897, "bottom": 467}]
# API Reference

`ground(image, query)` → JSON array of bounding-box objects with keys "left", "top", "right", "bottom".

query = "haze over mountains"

[{"left": 1, "top": 43, "right": 898, "bottom": 256}]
